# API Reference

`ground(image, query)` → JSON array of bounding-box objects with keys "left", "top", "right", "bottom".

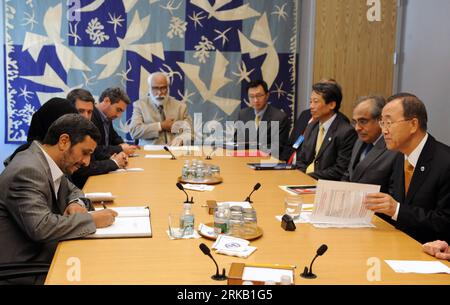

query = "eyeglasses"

[
  {"left": 152, "top": 86, "right": 168, "bottom": 92},
  {"left": 248, "top": 93, "right": 267, "bottom": 100},
  {"left": 351, "top": 118, "right": 375, "bottom": 127},
  {"left": 379, "top": 119, "right": 412, "bottom": 129}
]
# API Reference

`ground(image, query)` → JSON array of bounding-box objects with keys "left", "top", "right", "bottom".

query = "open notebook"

[{"left": 85, "top": 206, "right": 152, "bottom": 239}]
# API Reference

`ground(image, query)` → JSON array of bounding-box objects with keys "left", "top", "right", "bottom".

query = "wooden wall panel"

[{"left": 313, "top": 0, "right": 398, "bottom": 118}]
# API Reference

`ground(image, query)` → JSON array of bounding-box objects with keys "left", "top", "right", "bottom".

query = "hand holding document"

[{"left": 309, "top": 180, "right": 380, "bottom": 228}]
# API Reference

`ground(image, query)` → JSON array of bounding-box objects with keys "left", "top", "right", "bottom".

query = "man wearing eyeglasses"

[
  {"left": 234, "top": 79, "right": 289, "bottom": 156},
  {"left": 364, "top": 93, "right": 450, "bottom": 243},
  {"left": 342, "top": 96, "right": 398, "bottom": 193},
  {"left": 130, "top": 72, "right": 192, "bottom": 146}
]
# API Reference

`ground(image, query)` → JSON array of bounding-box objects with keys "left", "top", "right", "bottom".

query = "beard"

[
  {"left": 61, "top": 147, "right": 79, "bottom": 175},
  {"left": 149, "top": 91, "right": 168, "bottom": 105}
]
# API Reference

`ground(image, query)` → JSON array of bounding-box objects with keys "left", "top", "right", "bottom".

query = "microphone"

[
  {"left": 300, "top": 244, "right": 328, "bottom": 279},
  {"left": 199, "top": 243, "right": 227, "bottom": 281},
  {"left": 205, "top": 146, "right": 217, "bottom": 160},
  {"left": 176, "top": 182, "right": 194, "bottom": 204},
  {"left": 163, "top": 146, "right": 176, "bottom": 160},
  {"left": 244, "top": 183, "right": 261, "bottom": 203}
]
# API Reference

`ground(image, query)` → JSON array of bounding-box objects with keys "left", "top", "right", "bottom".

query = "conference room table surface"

[{"left": 45, "top": 148, "right": 450, "bottom": 285}]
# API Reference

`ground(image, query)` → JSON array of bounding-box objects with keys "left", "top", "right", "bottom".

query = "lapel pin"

[
  {"left": 328, "top": 137, "right": 332, "bottom": 141},
  {"left": 420, "top": 166, "right": 425, "bottom": 172}
]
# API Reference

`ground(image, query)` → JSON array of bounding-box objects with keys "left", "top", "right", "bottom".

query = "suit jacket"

[
  {"left": 0, "top": 142, "right": 96, "bottom": 265},
  {"left": 71, "top": 157, "right": 119, "bottom": 189},
  {"left": 342, "top": 137, "right": 399, "bottom": 193},
  {"left": 92, "top": 107, "right": 124, "bottom": 158},
  {"left": 129, "top": 96, "right": 193, "bottom": 145},
  {"left": 389, "top": 135, "right": 450, "bottom": 243},
  {"left": 280, "top": 109, "right": 312, "bottom": 161},
  {"left": 235, "top": 104, "right": 289, "bottom": 157},
  {"left": 296, "top": 112, "right": 357, "bottom": 181}
]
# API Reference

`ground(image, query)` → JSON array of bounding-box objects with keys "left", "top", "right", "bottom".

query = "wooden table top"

[{"left": 45, "top": 149, "right": 450, "bottom": 284}]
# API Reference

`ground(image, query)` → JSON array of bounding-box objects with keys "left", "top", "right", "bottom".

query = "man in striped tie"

[{"left": 364, "top": 93, "right": 450, "bottom": 243}]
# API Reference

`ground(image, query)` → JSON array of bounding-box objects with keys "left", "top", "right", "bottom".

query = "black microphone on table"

[
  {"left": 244, "top": 182, "right": 261, "bottom": 203},
  {"left": 205, "top": 146, "right": 217, "bottom": 160},
  {"left": 176, "top": 182, "right": 194, "bottom": 204},
  {"left": 199, "top": 243, "right": 227, "bottom": 281},
  {"left": 163, "top": 146, "right": 176, "bottom": 160},
  {"left": 300, "top": 244, "right": 328, "bottom": 279}
]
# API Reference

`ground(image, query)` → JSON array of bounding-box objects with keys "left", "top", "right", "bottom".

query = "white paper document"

[
  {"left": 242, "top": 267, "right": 294, "bottom": 284},
  {"left": 212, "top": 235, "right": 257, "bottom": 258},
  {"left": 110, "top": 168, "right": 144, "bottom": 173},
  {"left": 86, "top": 206, "right": 151, "bottom": 239},
  {"left": 385, "top": 260, "right": 450, "bottom": 274},
  {"left": 275, "top": 211, "right": 312, "bottom": 224},
  {"left": 84, "top": 192, "right": 116, "bottom": 202},
  {"left": 145, "top": 154, "right": 173, "bottom": 159},
  {"left": 309, "top": 180, "right": 380, "bottom": 228},
  {"left": 182, "top": 184, "right": 215, "bottom": 192},
  {"left": 143, "top": 145, "right": 165, "bottom": 151}
]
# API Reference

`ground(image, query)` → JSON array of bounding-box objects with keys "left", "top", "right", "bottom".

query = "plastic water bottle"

[
  {"left": 180, "top": 204, "right": 194, "bottom": 236},
  {"left": 182, "top": 160, "right": 190, "bottom": 180},
  {"left": 214, "top": 206, "right": 229, "bottom": 235}
]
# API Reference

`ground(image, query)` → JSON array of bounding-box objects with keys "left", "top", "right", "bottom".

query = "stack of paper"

[
  {"left": 86, "top": 206, "right": 151, "bottom": 239},
  {"left": 385, "top": 260, "right": 450, "bottom": 274},
  {"left": 182, "top": 184, "right": 215, "bottom": 192},
  {"left": 145, "top": 154, "right": 173, "bottom": 159},
  {"left": 212, "top": 235, "right": 257, "bottom": 258},
  {"left": 110, "top": 168, "right": 144, "bottom": 173},
  {"left": 84, "top": 192, "right": 116, "bottom": 202}
]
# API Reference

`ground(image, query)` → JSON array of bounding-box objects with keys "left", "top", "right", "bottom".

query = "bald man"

[{"left": 130, "top": 72, "right": 193, "bottom": 146}]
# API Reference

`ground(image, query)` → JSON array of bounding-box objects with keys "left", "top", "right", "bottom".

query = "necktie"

[
  {"left": 404, "top": 159, "right": 414, "bottom": 195},
  {"left": 306, "top": 125, "right": 325, "bottom": 173},
  {"left": 158, "top": 105, "right": 168, "bottom": 144},
  {"left": 255, "top": 114, "right": 261, "bottom": 129},
  {"left": 360, "top": 143, "right": 374, "bottom": 161}
]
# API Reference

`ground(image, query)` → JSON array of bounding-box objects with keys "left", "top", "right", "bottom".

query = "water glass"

[{"left": 284, "top": 195, "right": 303, "bottom": 220}]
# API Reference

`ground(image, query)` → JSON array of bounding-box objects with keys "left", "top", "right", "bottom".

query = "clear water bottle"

[
  {"left": 214, "top": 206, "right": 229, "bottom": 235},
  {"left": 180, "top": 203, "right": 194, "bottom": 236},
  {"left": 182, "top": 160, "right": 190, "bottom": 180}
]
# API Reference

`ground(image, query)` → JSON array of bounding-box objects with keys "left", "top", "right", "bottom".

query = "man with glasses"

[
  {"left": 130, "top": 72, "right": 192, "bottom": 146},
  {"left": 342, "top": 96, "right": 398, "bottom": 193},
  {"left": 234, "top": 79, "right": 289, "bottom": 155},
  {"left": 364, "top": 93, "right": 450, "bottom": 243}
]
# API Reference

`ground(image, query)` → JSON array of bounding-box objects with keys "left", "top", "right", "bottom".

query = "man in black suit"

[
  {"left": 67, "top": 89, "right": 128, "bottom": 188},
  {"left": 234, "top": 80, "right": 289, "bottom": 157},
  {"left": 296, "top": 81, "right": 357, "bottom": 180},
  {"left": 365, "top": 93, "right": 450, "bottom": 243},
  {"left": 342, "top": 96, "right": 398, "bottom": 193},
  {"left": 280, "top": 109, "right": 313, "bottom": 162},
  {"left": 92, "top": 87, "right": 138, "bottom": 159}
]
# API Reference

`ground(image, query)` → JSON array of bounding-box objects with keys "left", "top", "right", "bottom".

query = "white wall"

[{"left": 398, "top": 0, "right": 450, "bottom": 145}]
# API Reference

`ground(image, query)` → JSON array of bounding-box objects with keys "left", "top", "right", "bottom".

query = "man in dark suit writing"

[
  {"left": 0, "top": 114, "right": 117, "bottom": 284},
  {"left": 365, "top": 93, "right": 450, "bottom": 243}
]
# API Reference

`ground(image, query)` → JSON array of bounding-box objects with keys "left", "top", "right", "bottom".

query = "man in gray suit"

[
  {"left": 0, "top": 114, "right": 117, "bottom": 284},
  {"left": 342, "top": 96, "right": 398, "bottom": 193},
  {"left": 130, "top": 72, "right": 193, "bottom": 146}
]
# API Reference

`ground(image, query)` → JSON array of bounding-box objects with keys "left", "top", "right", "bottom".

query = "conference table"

[{"left": 45, "top": 148, "right": 450, "bottom": 285}]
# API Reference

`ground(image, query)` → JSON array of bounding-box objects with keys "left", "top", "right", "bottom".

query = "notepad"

[{"left": 86, "top": 206, "right": 152, "bottom": 239}]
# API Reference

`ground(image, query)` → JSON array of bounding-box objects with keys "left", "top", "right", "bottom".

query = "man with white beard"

[{"left": 130, "top": 72, "right": 193, "bottom": 146}]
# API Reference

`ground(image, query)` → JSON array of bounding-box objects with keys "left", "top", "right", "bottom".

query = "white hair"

[{"left": 147, "top": 72, "right": 170, "bottom": 89}]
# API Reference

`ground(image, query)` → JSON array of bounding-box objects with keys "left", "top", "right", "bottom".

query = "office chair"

[{"left": 0, "top": 262, "right": 50, "bottom": 282}]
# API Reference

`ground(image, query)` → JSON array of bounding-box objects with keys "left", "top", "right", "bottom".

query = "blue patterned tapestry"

[{"left": 4, "top": 0, "right": 299, "bottom": 143}]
